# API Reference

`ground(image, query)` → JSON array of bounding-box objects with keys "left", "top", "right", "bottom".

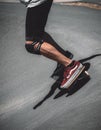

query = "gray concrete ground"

[{"left": 0, "top": 2, "right": 101, "bottom": 130}]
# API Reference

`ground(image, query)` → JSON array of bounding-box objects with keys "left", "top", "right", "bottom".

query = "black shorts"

[{"left": 25, "top": 0, "right": 53, "bottom": 41}]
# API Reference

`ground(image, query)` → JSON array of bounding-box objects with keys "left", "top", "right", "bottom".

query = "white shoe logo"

[{"left": 66, "top": 65, "right": 78, "bottom": 79}]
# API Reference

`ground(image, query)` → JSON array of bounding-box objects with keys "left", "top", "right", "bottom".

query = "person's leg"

[
  {"left": 25, "top": 40, "right": 72, "bottom": 66},
  {"left": 43, "top": 32, "right": 73, "bottom": 59},
  {"left": 25, "top": 0, "right": 72, "bottom": 66},
  {"left": 40, "top": 42, "right": 72, "bottom": 67},
  {"left": 25, "top": 40, "right": 85, "bottom": 89},
  {"left": 25, "top": 0, "right": 53, "bottom": 42},
  {"left": 43, "top": 32, "right": 73, "bottom": 78},
  {"left": 25, "top": 0, "right": 73, "bottom": 57},
  {"left": 25, "top": 0, "right": 85, "bottom": 89}
]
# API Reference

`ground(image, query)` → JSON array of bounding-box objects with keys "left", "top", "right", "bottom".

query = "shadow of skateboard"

[
  {"left": 33, "top": 63, "right": 90, "bottom": 109},
  {"left": 54, "top": 63, "right": 90, "bottom": 99}
]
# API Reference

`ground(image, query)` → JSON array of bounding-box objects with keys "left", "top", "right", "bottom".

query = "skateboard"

[
  {"left": 60, "top": 63, "right": 90, "bottom": 90},
  {"left": 54, "top": 63, "right": 90, "bottom": 98}
]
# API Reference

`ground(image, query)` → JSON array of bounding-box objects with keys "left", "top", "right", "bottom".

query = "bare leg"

[
  {"left": 26, "top": 41, "right": 72, "bottom": 67},
  {"left": 40, "top": 42, "right": 72, "bottom": 67}
]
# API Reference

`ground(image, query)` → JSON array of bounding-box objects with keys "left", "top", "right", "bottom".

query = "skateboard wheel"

[{"left": 85, "top": 71, "right": 89, "bottom": 76}]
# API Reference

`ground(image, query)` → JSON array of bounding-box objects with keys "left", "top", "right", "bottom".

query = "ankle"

[
  {"left": 65, "top": 60, "right": 76, "bottom": 68},
  {"left": 64, "top": 60, "right": 73, "bottom": 67},
  {"left": 67, "top": 60, "right": 75, "bottom": 67}
]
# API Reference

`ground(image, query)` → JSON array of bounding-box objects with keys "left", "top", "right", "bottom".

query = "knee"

[
  {"left": 25, "top": 40, "right": 44, "bottom": 55},
  {"left": 25, "top": 44, "right": 34, "bottom": 54}
]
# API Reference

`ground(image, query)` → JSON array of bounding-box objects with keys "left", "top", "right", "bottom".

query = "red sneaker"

[{"left": 60, "top": 61, "right": 85, "bottom": 89}]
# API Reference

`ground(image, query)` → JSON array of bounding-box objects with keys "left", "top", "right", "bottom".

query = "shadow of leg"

[{"left": 33, "top": 62, "right": 91, "bottom": 109}]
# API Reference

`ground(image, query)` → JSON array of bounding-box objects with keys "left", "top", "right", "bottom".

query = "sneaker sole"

[{"left": 60, "top": 65, "right": 85, "bottom": 89}]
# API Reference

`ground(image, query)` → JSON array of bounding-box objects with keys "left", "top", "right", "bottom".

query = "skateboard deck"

[
  {"left": 59, "top": 63, "right": 90, "bottom": 90},
  {"left": 53, "top": 63, "right": 90, "bottom": 98}
]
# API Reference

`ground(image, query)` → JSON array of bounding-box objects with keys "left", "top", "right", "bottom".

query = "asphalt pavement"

[{"left": 0, "top": 2, "right": 101, "bottom": 130}]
